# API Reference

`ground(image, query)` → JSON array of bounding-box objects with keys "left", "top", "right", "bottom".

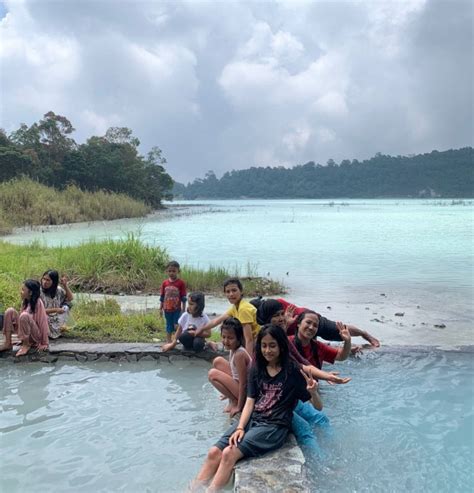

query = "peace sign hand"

[{"left": 300, "top": 368, "right": 317, "bottom": 393}]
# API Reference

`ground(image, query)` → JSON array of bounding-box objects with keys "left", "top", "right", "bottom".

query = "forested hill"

[{"left": 174, "top": 148, "right": 473, "bottom": 199}]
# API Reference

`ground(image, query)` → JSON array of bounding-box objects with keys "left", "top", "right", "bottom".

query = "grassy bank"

[
  {"left": 0, "top": 177, "right": 151, "bottom": 234},
  {"left": 0, "top": 236, "right": 284, "bottom": 342}
]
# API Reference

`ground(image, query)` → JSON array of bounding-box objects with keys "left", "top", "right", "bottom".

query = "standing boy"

[{"left": 160, "top": 261, "right": 187, "bottom": 343}]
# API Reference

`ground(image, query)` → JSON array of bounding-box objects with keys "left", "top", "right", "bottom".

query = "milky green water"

[
  {"left": 5, "top": 199, "right": 473, "bottom": 347},
  {"left": 1, "top": 349, "right": 472, "bottom": 492}
]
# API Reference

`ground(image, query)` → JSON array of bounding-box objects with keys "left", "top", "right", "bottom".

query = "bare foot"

[
  {"left": 223, "top": 403, "right": 232, "bottom": 413},
  {"left": 219, "top": 394, "right": 227, "bottom": 401},
  {"left": 351, "top": 345, "right": 363, "bottom": 355},
  {"left": 0, "top": 344, "right": 12, "bottom": 352},
  {"left": 15, "top": 345, "right": 31, "bottom": 357}
]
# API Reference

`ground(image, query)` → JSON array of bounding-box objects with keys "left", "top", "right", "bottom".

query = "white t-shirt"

[{"left": 178, "top": 312, "right": 210, "bottom": 333}]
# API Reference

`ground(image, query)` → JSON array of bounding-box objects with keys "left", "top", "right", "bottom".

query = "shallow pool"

[{"left": 1, "top": 349, "right": 473, "bottom": 492}]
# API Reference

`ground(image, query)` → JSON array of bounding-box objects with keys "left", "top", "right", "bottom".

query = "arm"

[
  {"left": 198, "top": 312, "right": 228, "bottom": 333},
  {"left": 335, "top": 322, "right": 351, "bottom": 361},
  {"left": 194, "top": 315, "right": 210, "bottom": 337},
  {"left": 60, "top": 276, "right": 74, "bottom": 302},
  {"left": 242, "top": 324, "right": 254, "bottom": 356},
  {"left": 302, "top": 364, "right": 351, "bottom": 384},
  {"left": 229, "top": 397, "right": 255, "bottom": 447},
  {"left": 162, "top": 324, "right": 183, "bottom": 352},
  {"left": 45, "top": 307, "right": 65, "bottom": 315},
  {"left": 300, "top": 369, "right": 323, "bottom": 410},
  {"left": 347, "top": 324, "right": 380, "bottom": 347}
]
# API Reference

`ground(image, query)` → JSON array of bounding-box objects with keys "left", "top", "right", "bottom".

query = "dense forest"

[
  {"left": 0, "top": 112, "right": 173, "bottom": 208},
  {"left": 174, "top": 148, "right": 473, "bottom": 199}
]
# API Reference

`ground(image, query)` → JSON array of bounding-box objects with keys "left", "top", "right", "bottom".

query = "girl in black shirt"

[{"left": 192, "top": 324, "right": 321, "bottom": 492}]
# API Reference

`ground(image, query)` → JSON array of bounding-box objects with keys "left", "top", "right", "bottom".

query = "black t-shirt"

[{"left": 247, "top": 362, "right": 311, "bottom": 428}]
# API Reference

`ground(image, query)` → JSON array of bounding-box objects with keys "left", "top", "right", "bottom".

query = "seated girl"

[
  {"left": 162, "top": 292, "right": 212, "bottom": 353},
  {"left": 40, "top": 270, "right": 74, "bottom": 339},
  {"left": 290, "top": 310, "right": 351, "bottom": 369},
  {"left": 208, "top": 317, "right": 252, "bottom": 417},
  {"left": 192, "top": 324, "right": 322, "bottom": 492},
  {"left": 0, "top": 279, "right": 49, "bottom": 356}
]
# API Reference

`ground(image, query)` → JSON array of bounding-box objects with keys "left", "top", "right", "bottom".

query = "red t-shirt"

[
  {"left": 160, "top": 279, "right": 186, "bottom": 312},
  {"left": 288, "top": 335, "right": 338, "bottom": 369}
]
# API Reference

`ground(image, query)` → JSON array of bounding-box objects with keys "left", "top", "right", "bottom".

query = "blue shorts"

[{"left": 164, "top": 310, "right": 181, "bottom": 333}]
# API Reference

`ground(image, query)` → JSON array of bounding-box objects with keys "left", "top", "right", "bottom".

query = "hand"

[
  {"left": 162, "top": 343, "right": 174, "bottom": 352},
  {"left": 57, "top": 308, "right": 65, "bottom": 315},
  {"left": 285, "top": 306, "right": 297, "bottom": 327},
  {"left": 300, "top": 368, "right": 317, "bottom": 393},
  {"left": 229, "top": 428, "right": 245, "bottom": 447},
  {"left": 337, "top": 321, "right": 351, "bottom": 342},
  {"left": 60, "top": 275, "right": 68, "bottom": 287},
  {"left": 187, "top": 329, "right": 196, "bottom": 337},
  {"left": 326, "top": 371, "right": 351, "bottom": 385},
  {"left": 159, "top": 309, "right": 164, "bottom": 318}
]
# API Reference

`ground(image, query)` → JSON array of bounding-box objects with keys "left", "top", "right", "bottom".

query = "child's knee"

[
  {"left": 208, "top": 368, "right": 219, "bottom": 382},
  {"left": 207, "top": 446, "right": 222, "bottom": 462},
  {"left": 221, "top": 446, "right": 239, "bottom": 465},
  {"left": 212, "top": 356, "right": 226, "bottom": 368}
]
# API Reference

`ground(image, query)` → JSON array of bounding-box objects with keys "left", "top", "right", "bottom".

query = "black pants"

[{"left": 179, "top": 331, "right": 205, "bottom": 352}]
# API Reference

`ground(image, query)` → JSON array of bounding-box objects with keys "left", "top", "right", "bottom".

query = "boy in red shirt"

[{"left": 160, "top": 261, "right": 187, "bottom": 343}]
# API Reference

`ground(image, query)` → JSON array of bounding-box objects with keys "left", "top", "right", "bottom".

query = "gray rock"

[{"left": 234, "top": 435, "right": 308, "bottom": 493}]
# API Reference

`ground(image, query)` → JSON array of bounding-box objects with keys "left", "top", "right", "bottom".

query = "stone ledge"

[
  {"left": 234, "top": 434, "right": 308, "bottom": 493},
  {"left": 0, "top": 340, "right": 224, "bottom": 363}
]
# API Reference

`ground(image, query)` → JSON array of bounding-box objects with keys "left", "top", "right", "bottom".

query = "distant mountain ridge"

[{"left": 173, "top": 147, "right": 473, "bottom": 199}]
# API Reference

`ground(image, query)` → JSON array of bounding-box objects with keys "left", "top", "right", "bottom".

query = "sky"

[{"left": 0, "top": 0, "right": 472, "bottom": 183}]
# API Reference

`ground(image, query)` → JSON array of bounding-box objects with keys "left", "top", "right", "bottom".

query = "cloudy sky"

[{"left": 0, "top": 0, "right": 472, "bottom": 183}]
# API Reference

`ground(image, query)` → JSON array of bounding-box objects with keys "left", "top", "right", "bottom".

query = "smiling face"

[
  {"left": 221, "top": 327, "right": 239, "bottom": 351},
  {"left": 260, "top": 333, "right": 280, "bottom": 365},
  {"left": 41, "top": 274, "right": 53, "bottom": 290},
  {"left": 224, "top": 283, "right": 243, "bottom": 305},
  {"left": 297, "top": 313, "right": 320, "bottom": 342}
]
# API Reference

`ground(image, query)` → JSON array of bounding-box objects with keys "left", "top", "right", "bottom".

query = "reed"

[{"left": 0, "top": 177, "right": 150, "bottom": 233}]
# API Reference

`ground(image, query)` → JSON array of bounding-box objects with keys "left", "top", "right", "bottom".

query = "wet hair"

[
  {"left": 23, "top": 279, "right": 41, "bottom": 313},
  {"left": 256, "top": 299, "right": 284, "bottom": 325},
  {"left": 223, "top": 277, "right": 243, "bottom": 292},
  {"left": 166, "top": 260, "right": 180, "bottom": 270},
  {"left": 220, "top": 317, "right": 245, "bottom": 348},
  {"left": 255, "top": 324, "right": 291, "bottom": 384},
  {"left": 41, "top": 269, "right": 59, "bottom": 298},
  {"left": 188, "top": 291, "right": 205, "bottom": 317}
]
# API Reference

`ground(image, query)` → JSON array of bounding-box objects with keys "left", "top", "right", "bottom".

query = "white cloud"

[{"left": 0, "top": 0, "right": 471, "bottom": 182}]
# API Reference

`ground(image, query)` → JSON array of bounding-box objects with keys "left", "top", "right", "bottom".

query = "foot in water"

[{"left": 366, "top": 334, "right": 381, "bottom": 347}]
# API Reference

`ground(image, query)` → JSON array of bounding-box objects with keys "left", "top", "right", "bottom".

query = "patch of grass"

[
  {"left": 0, "top": 236, "right": 285, "bottom": 296},
  {"left": 0, "top": 177, "right": 150, "bottom": 233}
]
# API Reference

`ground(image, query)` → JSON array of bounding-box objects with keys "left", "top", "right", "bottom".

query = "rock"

[
  {"left": 371, "top": 318, "right": 384, "bottom": 323},
  {"left": 380, "top": 293, "right": 386, "bottom": 297},
  {"left": 326, "top": 306, "right": 331, "bottom": 310},
  {"left": 434, "top": 324, "right": 446, "bottom": 329},
  {"left": 234, "top": 435, "right": 308, "bottom": 493},
  {"left": 395, "top": 312, "right": 405, "bottom": 317}
]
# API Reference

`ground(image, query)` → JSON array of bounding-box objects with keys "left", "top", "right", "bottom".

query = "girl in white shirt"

[{"left": 162, "top": 292, "right": 211, "bottom": 352}]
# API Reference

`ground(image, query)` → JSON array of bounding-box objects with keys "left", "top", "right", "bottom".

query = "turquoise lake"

[
  {"left": 1, "top": 199, "right": 473, "bottom": 492},
  {"left": 5, "top": 199, "right": 473, "bottom": 347}
]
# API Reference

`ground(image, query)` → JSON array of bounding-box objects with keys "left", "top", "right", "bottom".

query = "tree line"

[
  {"left": 0, "top": 111, "right": 173, "bottom": 208},
  {"left": 174, "top": 147, "right": 473, "bottom": 199}
]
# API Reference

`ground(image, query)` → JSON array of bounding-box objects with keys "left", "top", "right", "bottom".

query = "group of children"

[
  {"left": 1, "top": 260, "right": 380, "bottom": 491},
  {"left": 157, "top": 260, "right": 380, "bottom": 491},
  {"left": 0, "top": 270, "right": 73, "bottom": 356}
]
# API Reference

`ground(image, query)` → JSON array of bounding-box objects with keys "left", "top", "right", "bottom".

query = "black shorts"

[{"left": 214, "top": 419, "right": 289, "bottom": 458}]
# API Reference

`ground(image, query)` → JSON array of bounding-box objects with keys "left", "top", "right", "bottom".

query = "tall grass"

[
  {"left": 0, "top": 177, "right": 150, "bottom": 233},
  {"left": 0, "top": 235, "right": 285, "bottom": 298}
]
